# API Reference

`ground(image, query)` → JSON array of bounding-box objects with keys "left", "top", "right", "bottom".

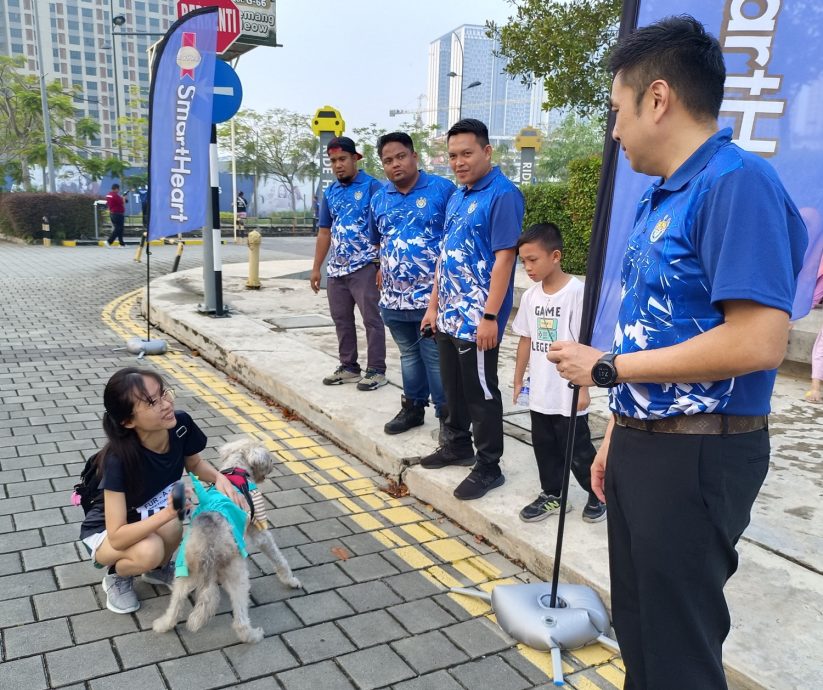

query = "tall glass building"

[
  {"left": 0, "top": 0, "right": 174, "bottom": 160},
  {"left": 426, "top": 24, "right": 548, "bottom": 141}
]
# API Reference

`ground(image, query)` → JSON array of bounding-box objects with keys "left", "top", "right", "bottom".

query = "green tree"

[
  {"left": 0, "top": 55, "right": 119, "bottom": 188},
  {"left": 218, "top": 108, "right": 317, "bottom": 212},
  {"left": 488, "top": 0, "right": 620, "bottom": 118},
  {"left": 536, "top": 114, "right": 606, "bottom": 182}
]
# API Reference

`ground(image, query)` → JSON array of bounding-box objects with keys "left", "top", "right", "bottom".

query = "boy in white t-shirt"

[{"left": 512, "top": 223, "right": 606, "bottom": 523}]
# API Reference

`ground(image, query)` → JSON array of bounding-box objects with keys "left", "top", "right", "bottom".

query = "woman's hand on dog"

[
  {"left": 213, "top": 473, "right": 248, "bottom": 509},
  {"left": 164, "top": 485, "right": 194, "bottom": 520}
]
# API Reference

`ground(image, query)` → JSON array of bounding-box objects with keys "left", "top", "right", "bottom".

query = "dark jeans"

[
  {"left": 380, "top": 307, "right": 444, "bottom": 414},
  {"left": 326, "top": 263, "right": 385, "bottom": 373},
  {"left": 107, "top": 213, "right": 125, "bottom": 245},
  {"left": 605, "top": 425, "right": 769, "bottom": 690},
  {"left": 436, "top": 332, "right": 502, "bottom": 471},
  {"left": 530, "top": 410, "right": 596, "bottom": 498}
]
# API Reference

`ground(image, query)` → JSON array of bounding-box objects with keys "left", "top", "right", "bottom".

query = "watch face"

[{"left": 593, "top": 362, "right": 613, "bottom": 386}]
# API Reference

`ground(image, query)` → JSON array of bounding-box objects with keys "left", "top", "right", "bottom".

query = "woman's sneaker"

[
  {"left": 519, "top": 493, "right": 572, "bottom": 523},
  {"left": 141, "top": 561, "right": 176, "bottom": 590},
  {"left": 582, "top": 496, "right": 607, "bottom": 523},
  {"left": 102, "top": 573, "right": 140, "bottom": 614}
]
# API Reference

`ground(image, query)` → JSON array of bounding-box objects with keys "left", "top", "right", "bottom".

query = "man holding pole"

[{"left": 548, "top": 17, "right": 807, "bottom": 689}]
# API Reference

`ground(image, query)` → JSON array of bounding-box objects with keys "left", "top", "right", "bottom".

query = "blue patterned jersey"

[
  {"left": 436, "top": 166, "right": 524, "bottom": 341},
  {"left": 319, "top": 170, "right": 382, "bottom": 277},
  {"left": 611, "top": 128, "right": 807, "bottom": 418},
  {"left": 369, "top": 171, "right": 456, "bottom": 310}
]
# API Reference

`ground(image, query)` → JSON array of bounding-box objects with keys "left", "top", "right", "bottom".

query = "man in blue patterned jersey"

[
  {"left": 548, "top": 17, "right": 808, "bottom": 690},
  {"left": 420, "top": 119, "right": 524, "bottom": 501},
  {"left": 370, "top": 132, "right": 456, "bottom": 435},
  {"left": 311, "top": 137, "right": 387, "bottom": 391}
]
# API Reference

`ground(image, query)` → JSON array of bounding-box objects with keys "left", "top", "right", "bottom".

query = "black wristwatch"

[
  {"left": 591, "top": 353, "right": 619, "bottom": 387},
  {"left": 482, "top": 313, "right": 497, "bottom": 322}
]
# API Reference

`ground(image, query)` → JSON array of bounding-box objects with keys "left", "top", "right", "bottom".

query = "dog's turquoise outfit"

[{"left": 175, "top": 474, "right": 250, "bottom": 577}]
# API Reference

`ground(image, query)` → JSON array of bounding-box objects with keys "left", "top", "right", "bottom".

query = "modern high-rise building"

[
  {"left": 426, "top": 24, "right": 549, "bottom": 141},
  {"left": 0, "top": 0, "right": 174, "bottom": 161}
]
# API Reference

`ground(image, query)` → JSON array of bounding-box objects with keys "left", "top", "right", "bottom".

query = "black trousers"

[
  {"left": 530, "top": 410, "right": 596, "bottom": 498},
  {"left": 605, "top": 425, "right": 769, "bottom": 690},
  {"left": 107, "top": 213, "right": 125, "bottom": 245},
  {"left": 436, "top": 332, "right": 502, "bottom": 472}
]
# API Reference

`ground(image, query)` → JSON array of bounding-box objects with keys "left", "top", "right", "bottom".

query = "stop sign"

[{"left": 176, "top": 0, "right": 241, "bottom": 55}]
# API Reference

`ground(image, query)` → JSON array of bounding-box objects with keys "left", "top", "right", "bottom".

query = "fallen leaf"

[{"left": 331, "top": 546, "right": 351, "bottom": 561}]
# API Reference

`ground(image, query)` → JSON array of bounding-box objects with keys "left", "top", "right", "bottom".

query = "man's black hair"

[
  {"left": 446, "top": 118, "right": 490, "bottom": 147},
  {"left": 517, "top": 223, "right": 563, "bottom": 254},
  {"left": 111, "top": 183, "right": 120, "bottom": 190},
  {"left": 377, "top": 132, "right": 415, "bottom": 158},
  {"left": 608, "top": 15, "right": 725, "bottom": 120}
]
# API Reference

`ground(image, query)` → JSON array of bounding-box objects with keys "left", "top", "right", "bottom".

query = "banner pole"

[{"left": 211, "top": 124, "right": 226, "bottom": 317}]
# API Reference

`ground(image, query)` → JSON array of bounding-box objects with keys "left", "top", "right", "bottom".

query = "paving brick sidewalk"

[{"left": 0, "top": 243, "right": 623, "bottom": 690}]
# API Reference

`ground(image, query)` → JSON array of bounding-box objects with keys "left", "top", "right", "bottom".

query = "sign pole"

[{"left": 514, "top": 126, "right": 542, "bottom": 186}]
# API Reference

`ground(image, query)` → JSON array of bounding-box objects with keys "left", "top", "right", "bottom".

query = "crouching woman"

[{"left": 79, "top": 367, "right": 242, "bottom": 614}]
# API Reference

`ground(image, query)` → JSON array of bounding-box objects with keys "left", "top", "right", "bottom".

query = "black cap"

[{"left": 327, "top": 136, "right": 362, "bottom": 159}]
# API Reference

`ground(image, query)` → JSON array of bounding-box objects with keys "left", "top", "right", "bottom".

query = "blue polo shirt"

[
  {"left": 611, "top": 128, "right": 807, "bottom": 419},
  {"left": 436, "top": 166, "right": 524, "bottom": 341},
  {"left": 319, "top": 170, "right": 382, "bottom": 278},
  {"left": 369, "top": 171, "right": 456, "bottom": 310}
]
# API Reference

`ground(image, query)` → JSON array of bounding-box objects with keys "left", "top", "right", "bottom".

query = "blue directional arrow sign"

[{"left": 212, "top": 59, "right": 243, "bottom": 123}]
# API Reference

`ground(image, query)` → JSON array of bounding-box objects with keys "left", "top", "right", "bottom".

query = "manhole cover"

[{"left": 264, "top": 314, "right": 335, "bottom": 329}]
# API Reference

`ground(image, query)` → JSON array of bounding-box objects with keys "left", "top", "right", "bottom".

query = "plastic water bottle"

[{"left": 516, "top": 376, "right": 530, "bottom": 407}]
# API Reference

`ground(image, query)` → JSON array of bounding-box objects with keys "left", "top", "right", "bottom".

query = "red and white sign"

[{"left": 177, "top": 0, "right": 240, "bottom": 55}]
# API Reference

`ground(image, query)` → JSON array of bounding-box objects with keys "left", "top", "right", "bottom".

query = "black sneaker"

[
  {"left": 384, "top": 396, "right": 425, "bottom": 435},
  {"left": 419, "top": 446, "right": 475, "bottom": 469},
  {"left": 582, "top": 496, "right": 607, "bottom": 523},
  {"left": 453, "top": 468, "right": 505, "bottom": 500},
  {"left": 519, "top": 493, "right": 571, "bottom": 523}
]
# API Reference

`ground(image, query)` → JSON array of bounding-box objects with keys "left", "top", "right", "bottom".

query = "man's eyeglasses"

[{"left": 146, "top": 389, "right": 176, "bottom": 408}]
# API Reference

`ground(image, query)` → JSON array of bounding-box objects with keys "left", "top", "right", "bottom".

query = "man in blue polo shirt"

[
  {"left": 548, "top": 17, "right": 807, "bottom": 689},
  {"left": 311, "top": 136, "right": 387, "bottom": 391},
  {"left": 420, "top": 119, "right": 524, "bottom": 501},
  {"left": 371, "top": 132, "right": 456, "bottom": 435}
]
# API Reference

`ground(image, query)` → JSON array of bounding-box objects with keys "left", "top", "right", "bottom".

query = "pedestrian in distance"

[
  {"left": 104, "top": 182, "right": 126, "bottom": 247},
  {"left": 512, "top": 223, "right": 606, "bottom": 524},
  {"left": 804, "top": 254, "right": 823, "bottom": 402},
  {"left": 370, "top": 131, "right": 456, "bottom": 434},
  {"left": 420, "top": 118, "right": 524, "bottom": 501},
  {"left": 78, "top": 367, "right": 245, "bottom": 614},
  {"left": 547, "top": 16, "right": 808, "bottom": 689},
  {"left": 311, "top": 136, "right": 387, "bottom": 391},
  {"left": 236, "top": 190, "right": 248, "bottom": 236}
]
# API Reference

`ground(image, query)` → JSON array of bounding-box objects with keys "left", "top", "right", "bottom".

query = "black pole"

[
  {"left": 548, "top": 0, "right": 643, "bottom": 609},
  {"left": 146, "top": 233, "right": 151, "bottom": 343},
  {"left": 211, "top": 124, "right": 225, "bottom": 317}
]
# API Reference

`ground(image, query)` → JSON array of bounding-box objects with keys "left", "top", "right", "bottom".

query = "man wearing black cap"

[{"left": 311, "top": 137, "right": 387, "bottom": 390}]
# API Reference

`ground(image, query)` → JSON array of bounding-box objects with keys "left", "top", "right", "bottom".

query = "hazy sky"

[{"left": 234, "top": 0, "right": 515, "bottom": 134}]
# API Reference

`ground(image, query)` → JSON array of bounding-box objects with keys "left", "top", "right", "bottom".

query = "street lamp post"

[
  {"left": 447, "top": 31, "right": 481, "bottom": 124},
  {"left": 110, "top": 6, "right": 126, "bottom": 164},
  {"left": 32, "top": 0, "right": 56, "bottom": 192}
]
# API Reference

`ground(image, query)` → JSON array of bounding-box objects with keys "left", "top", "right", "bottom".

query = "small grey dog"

[{"left": 152, "top": 438, "right": 301, "bottom": 643}]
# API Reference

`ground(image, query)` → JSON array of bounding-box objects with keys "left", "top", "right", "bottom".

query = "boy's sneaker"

[
  {"left": 357, "top": 369, "right": 388, "bottom": 391},
  {"left": 519, "top": 493, "right": 572, "bottom": 523},
  {"left": 141, "top": 561, "right": 175, "bottom": 590},
  {"left": 323, "top": 365, "right": 361, "bottom": 385},
  {"left": 453, "top": 468, "right": 505, "bottom": 501},
  {"left": 582, "top": 496, "right": 607, "bottom": 523},
  {"left": 419, "top": 445, "right": 475, "bottom": 469},
  {"left": 102, "top": 573, "right": 140, "bottom": 614}
]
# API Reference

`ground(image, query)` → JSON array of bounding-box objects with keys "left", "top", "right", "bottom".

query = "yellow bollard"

[
  {"left": 246, "top": 229, "right": 262, "bottom": 289},
  {"left": 171, "top": 240, "right": 185, "bottom": 272},
  {"left": 42, "top": 216, "right": 51, "bottom": 247},
  {"left": 133, "top": 232, "right": 147, "bottom": 262}
]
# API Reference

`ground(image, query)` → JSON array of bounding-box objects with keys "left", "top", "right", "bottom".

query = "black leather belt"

[{"left": 613, "top": 413, "right": 768, "bottom": 435}]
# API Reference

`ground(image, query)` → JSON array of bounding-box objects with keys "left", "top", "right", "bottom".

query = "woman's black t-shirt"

[{"left": 79, "top": 411, "right": 207, "bottom": 539}]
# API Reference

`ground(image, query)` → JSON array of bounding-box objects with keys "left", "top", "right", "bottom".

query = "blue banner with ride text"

[
  {"left": 147, "top": 7, "right": 217, "bottom": 241},
  {"left": 592, "top": 0, "right": 823, "bottom": 350}
]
